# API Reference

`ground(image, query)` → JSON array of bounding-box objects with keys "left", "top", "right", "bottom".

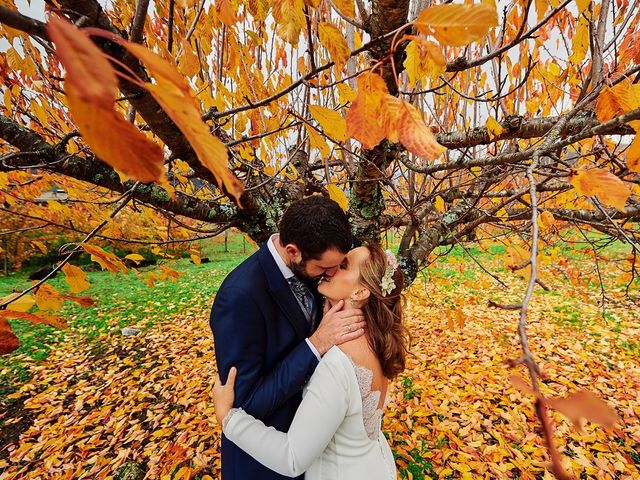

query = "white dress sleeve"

[{"left": 222, "top": 349, "right": 350, "bottom": 477}]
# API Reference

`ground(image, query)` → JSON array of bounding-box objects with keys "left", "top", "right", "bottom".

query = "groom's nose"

[{"left": 324, "top": 267, "right": 338, "bottom": 277}]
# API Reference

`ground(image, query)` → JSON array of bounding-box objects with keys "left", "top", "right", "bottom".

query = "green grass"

[{"left": 0, "top": 231, "right": 255, "bottom": 399}]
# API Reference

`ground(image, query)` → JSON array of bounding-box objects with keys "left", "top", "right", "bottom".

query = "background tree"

[{"left": 0, "top": 0, "right": 638, "bottom": 477}]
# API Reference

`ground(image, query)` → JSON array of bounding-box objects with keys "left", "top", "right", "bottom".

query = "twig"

[{"left": 0, "top": 183, "right": 140, "bottom": 310}]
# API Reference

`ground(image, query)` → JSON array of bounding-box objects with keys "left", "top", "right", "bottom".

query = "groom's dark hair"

[{"left": 279, "top": 195, "right": 352, "bottom": 260}]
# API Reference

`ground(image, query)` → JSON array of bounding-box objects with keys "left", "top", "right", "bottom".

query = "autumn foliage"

[{"left": 1, "top": 0, "right": 639, "bottom": 478}]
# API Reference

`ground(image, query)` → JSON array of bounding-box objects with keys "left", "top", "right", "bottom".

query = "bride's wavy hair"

[{"left": 359, "top": 243, "right": 410, "bottom": 379}]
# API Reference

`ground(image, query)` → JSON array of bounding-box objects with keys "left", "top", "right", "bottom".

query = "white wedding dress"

[{"left": 222, "top": 346, "right": 397, "bottom": 479}]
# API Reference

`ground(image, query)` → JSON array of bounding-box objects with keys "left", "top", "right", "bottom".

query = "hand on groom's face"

[{"left": 308, "top": 300, "right": 366, "bottom": 356}]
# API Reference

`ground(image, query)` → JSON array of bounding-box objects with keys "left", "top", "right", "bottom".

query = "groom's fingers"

[{"left": 325, "top": 299, "right": 343, "bottom": 316}]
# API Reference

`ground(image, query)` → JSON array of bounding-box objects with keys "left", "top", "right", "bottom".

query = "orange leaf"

[
  {"left": 61, "top": 295, "right": 95, "bottom": 308},
  {"left": 627, "top": 134, "right": 640, "bottom": 172},
  {"left": 61, "top": 263, "right": 90, "bottom": 293},
  {"left": 46, "top": 16, "right": 115, "bottom": 106},
  {"left": 509, "top": 374, "right": 536, "bottom": 396},
  {"left": 0, "top": 310, "right": 67, "bottom": 329},
  {"left": 47, "top": 17, "right": 165, "bottom": 183},
  {"left": 118, "top": 41, "right": 244, "bottom": 205},
  {"left": 415, "top": 4, "right": 498, "bottom": 47},
  {"left": 345, "top": 73, "right": 389, "bottom": 150},
  {"left": 396, "top": 100, "right": 446, "bottom": 160},
  {"left": 546, "top": 390, "right": 620, "bottom": 432},
  {"left": 82, "top": 244, "right": 128, "bottom": 274},
  {"left": 538, "top": 210, "right": 556, "bottom": 232},
  {"left": 0, "top": 318, "right": 20, "bottom": 355},
  {"left": 569, "top": 168, "right": 631, "bottom": 211}
]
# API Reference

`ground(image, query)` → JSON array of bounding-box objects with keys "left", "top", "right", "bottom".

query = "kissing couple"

[{"left": 210, "top": 195, "right": 409, "bottom": 480}]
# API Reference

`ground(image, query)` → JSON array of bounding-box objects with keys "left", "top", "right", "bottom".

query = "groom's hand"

[{"left": 309, "top": 300, "right": 365, "bottom": 356}]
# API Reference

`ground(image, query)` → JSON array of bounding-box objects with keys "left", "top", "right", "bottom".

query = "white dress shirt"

[{"left": 267, "top": 234, "right": 322, "bottom": 361}]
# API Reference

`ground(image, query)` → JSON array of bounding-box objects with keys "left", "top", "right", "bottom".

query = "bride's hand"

[{"left": 213, "top": 366, "right": 237, "bottom": 424}]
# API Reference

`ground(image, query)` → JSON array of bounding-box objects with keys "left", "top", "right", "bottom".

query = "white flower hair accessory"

[{"left": 380, "top": 250, "right": 399, "bottom": 296}]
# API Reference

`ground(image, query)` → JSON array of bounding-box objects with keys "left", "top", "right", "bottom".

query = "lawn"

[{"left": 0, "top": 231, "right": 638, "bottom": 479}]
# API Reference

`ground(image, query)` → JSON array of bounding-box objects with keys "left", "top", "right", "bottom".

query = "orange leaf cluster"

[{"left": 346, "top": 72, "right": 445, "bottom": 159}]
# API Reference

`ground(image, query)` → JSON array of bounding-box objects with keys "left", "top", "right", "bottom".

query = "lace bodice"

[{"left": 350, "top": 360, "right": 387, "bottom": 441}]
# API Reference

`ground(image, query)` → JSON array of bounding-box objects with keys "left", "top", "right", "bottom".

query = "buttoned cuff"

[{"left": 305, "top": 338, "right": 322, "bottom": 361}]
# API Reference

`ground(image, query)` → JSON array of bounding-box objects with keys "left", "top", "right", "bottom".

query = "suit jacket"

[{"left": 210, "top": 243, "right": 323, "bottom": 480}]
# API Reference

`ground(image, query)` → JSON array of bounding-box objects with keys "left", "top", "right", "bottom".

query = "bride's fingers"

[{"left": 226, "top": 366, "right": 238, "bottom": 387}]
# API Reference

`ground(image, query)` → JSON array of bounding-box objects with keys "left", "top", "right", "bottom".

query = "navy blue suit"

[{"left": 210, "top": 243, "right": 323, "bottom": 480}]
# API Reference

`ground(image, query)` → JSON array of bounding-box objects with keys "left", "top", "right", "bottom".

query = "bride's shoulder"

[{"left": 336, "top": 336, "right": 375, "bottom": 366}]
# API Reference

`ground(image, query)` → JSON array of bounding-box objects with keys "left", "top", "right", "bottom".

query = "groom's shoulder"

[{"left": 219, "top": 249, "right": 265, "bottom": 290}]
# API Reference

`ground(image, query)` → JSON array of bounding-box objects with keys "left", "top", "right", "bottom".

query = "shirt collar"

[{"left": 267, "top": 234, "right": 295, "bottom": 280}]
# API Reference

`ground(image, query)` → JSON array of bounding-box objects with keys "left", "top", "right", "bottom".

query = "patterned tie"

[{"left": 287, "top": 276, "right": 314, "bottom": 327}]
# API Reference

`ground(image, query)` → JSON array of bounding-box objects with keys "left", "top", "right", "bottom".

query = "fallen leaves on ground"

[{"left": 0, "top": 254, "right": 638, "bottom": 479}]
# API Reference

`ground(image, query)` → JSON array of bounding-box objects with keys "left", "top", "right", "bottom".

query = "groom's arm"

[{"left": 211, "top": 286, "right": 319, "bottom": 420}]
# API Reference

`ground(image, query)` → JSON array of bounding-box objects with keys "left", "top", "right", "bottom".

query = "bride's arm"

[{"left": 222, "top": 352, "right": 350, "bottom": 477}]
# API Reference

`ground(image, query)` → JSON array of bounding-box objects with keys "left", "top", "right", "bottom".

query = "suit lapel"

[{"left": 257, "top": 243, "right": 310, "bottom": 338}]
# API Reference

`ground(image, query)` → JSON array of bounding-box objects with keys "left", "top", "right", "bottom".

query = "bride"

[{"left": 213, "top": 243, "right": 409, "bottom": 479}]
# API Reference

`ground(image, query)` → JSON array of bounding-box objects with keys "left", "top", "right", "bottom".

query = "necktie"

[{"left": 287, "top": 277, "right": 314, "bottom": 327}]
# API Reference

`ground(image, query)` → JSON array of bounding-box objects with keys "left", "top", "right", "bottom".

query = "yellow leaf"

[
  {"left": 273, "top": 0, "right": 306, "bottom": 46},
  {"left": 403, "top": 38, "right": 445, "bottom": 87},
  {"left": 596, "top": 79, "right": 640, "bottom": 122},
  {"left": 35, "top": 283, "right": 64, "bottom": 311},
  {"left": 328, "top": 184, "right": 348, "bottom": 211},
  {"left": 61, "top": 263, "right": 90, "bottom": 293},
  {"left": 31, "top": 241, "right": 48, "bottom": 254},
  {"left": 47, "top": 17, "right": 165, "bottom": 183},
  {"left": 124, "top": 253, "right": 145, "bottom": 264},
  {"left": 575, "top": 0, "right": 591, "bottom": 13},
  {"left": 190, "top": 254, "right": 202, "bottom": 265},
  {"left": 415, "top": 4, "right": 498, "bottom": 47},
  {"left": 332, "top": 0, "right": 355, "bottom": 18},
  {"left": 336, "top": 83, "right": 356, "bottom": 104},
  {"left": 309, "top": 105, "right": 347, "bottom": 141},
  {"left": 569, "top": 15, "right": 589, "bottom": 64},
  {"left": 119, "top": 41, "right": 244, "bottom": 205},
  {"left": 396, "top": 100, "right": 446, "bottom": 160},
  {"left": 486, "top": 116, "right": 505, "bottom": 140},
  {"left": 305, "top": 124, "right": 330, "bottom": 158},
  {"left": 246, "top": 0, "right": 270, "bottom": 21},
  {"left": 434, "top": 196, "right": 445, "bottom": 213},
  {"left": 569, "top": 168, "right": 631, "bottom": 211},
  {"left": 1, "top": 293, "right": 36, "bottom": 312},
  {"left": 345, "top": 73, "right": 389, "bottom": 150},
  {"left": 535, "top": 0, "right": 548, "bottom": 21},
  {"left": 317, "top": 22, "right": 350, "bottom": 67}
]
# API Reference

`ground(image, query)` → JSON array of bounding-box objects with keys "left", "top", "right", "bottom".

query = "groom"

[{"left": 210, "top": 196, "right": 366, "bottom": 480}]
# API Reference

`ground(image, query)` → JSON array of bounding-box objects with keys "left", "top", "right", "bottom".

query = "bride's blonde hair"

[{"left": 359, "top": 243, "right": 410, "bottom": 379}]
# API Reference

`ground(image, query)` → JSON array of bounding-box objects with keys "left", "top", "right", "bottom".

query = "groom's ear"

[{"left": 284, "top": 243, "right": 302, "bottom": 262}]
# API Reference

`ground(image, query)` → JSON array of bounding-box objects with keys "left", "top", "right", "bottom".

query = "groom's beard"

[{"left": 289, "top": 259, "right": 318, "bottom": 286}]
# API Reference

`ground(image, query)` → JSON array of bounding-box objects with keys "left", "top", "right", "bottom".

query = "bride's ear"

[{"left": 351, "top": 287, "right": 370, "bottom": 304}]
